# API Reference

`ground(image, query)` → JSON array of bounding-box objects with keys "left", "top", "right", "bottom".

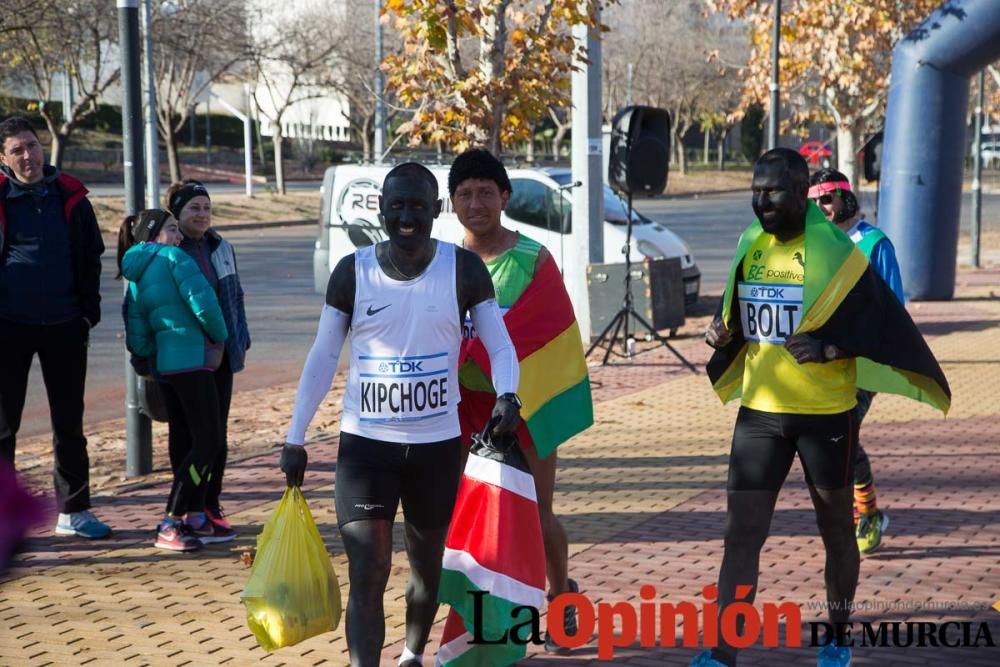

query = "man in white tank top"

[{"left": 280, "top": 163, "right": 521, "bottom": 667}]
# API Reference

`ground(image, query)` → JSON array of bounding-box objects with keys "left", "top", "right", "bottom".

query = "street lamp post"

[
  {"left": 141, "top": 0, "right": 159, "bottom": 208},
  {"left": 118, "top": 0, "right": 153, "bottom": 477},
  {"left": 374, "top": 0, "right": 386, "bottom": 163},
  {"left": 570, "top": 1, "right": 603, "bottom": 341},
  {"left": 768, "top": 0, "right": 781, "bottom": 150}
]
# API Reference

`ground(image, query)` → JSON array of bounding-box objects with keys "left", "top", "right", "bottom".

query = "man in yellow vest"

[{"left": 692, "top": 149, "right": 949, "bottom": 667}]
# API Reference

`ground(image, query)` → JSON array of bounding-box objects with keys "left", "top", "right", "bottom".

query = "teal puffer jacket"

[{"left": 122, "top": 243, "right": 229, "bottom": 374}]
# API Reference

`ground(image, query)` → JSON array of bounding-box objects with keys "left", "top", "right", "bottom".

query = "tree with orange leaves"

[
  {"left": 706, "top": 0, "right": 941, "bottom": 185},
  {"left": 382, "top": 0, "right": 614, "bottom": 154}
]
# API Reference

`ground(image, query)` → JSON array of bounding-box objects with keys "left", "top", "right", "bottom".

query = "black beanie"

[
  {"left": 132, "top": 209, "right": 173, "bottom": 243},
  {"left": 168, "top": 181, "right": 210, "bottom": 219}
]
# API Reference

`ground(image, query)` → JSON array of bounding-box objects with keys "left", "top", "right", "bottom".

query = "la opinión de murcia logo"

[{"left": 465, "top": 586, "right": 998, "bottom": 659}]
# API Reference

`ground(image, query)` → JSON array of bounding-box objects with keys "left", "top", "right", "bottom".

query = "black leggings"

[
  {"left": 711, "top": 407, "right": 860, "bottom": 666},
  {"left": 163, "top": 356, "right": 233, "bottom": 512},
  {"left": 728, "top": 407, "right": 856, "bottom": 491},
  {"left": 334, "top": 433, "right": 461, "bottom": 666},
  {"left": 161, "top": 371, "right": 222, "bottom": 517},
  {"left": 854, "top": 390, "right": 875, "bottom": 484}
]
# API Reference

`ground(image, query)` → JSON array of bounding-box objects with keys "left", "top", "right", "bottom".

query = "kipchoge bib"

[{"left": 342, "top": 242, "right": 462, "bottom": 444}]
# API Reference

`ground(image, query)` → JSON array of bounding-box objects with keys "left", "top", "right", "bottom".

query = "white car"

[
  {"left": 541, "top": 168, "right": 700, "bottom": 305},
  {"left": 313, "top": 164, "right": 701, "bottom": 307}
]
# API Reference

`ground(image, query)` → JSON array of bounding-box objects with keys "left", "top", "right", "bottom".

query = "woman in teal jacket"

[
  {"left": 117, "top": 209, "right": 228, "bottom": 552},
  {"left": 164, "top": 180, "right": 249, "bottom": 541}
]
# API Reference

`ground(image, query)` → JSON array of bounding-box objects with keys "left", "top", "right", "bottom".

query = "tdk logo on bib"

[
  {"left": 359, "top": 352, "right": 449, "bottom": 422},
  {"left": 748, "top": 285, "right": 787, "bottom": 299},
  {"left": 378, "top": 360, "right": 423, "bottom": 373},
  {"left": 737, "top": 282, "right": 803, "bottom": 344}
]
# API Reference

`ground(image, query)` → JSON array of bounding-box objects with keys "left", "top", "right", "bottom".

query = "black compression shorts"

[
  {"left": 334, "top": 432, "right": 462, "bottom": 530},
  {"left": 728, "top": 407, "right": 858, "bottom": 491}
]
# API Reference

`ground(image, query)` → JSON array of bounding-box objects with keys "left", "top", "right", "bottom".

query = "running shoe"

[
  {"left": 185, "top": 512, "right": 236, "bottom": 544},
  {"left": 206, "top": 505, "right": 233, "bottom": 531},
  {"left": 856, "top": 510, "right": 889, "bottom": 554},
  {"left": 817, "top": 640, "right": 852, "bottom": 666},
  {"left": 55, "top": 510, "right": 112, "bottom": 539},
  {"left": 544, "top": 578, "right": 579, "bottom": 653},
  {"left": 154, "top": 518, "right": 202, "bottom": 552}
]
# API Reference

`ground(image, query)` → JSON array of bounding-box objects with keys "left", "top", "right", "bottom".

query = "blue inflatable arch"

[{"left": 878, "top": 0, "right": 1000, "bottom": 300}]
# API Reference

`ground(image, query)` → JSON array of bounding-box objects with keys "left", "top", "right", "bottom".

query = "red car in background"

[{"left": 799, "top": 141, "right": 833, "bottom": 167}]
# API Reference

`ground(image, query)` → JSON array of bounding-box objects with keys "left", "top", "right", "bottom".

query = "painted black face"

[
  {"left": 751, "top": 160, "right": 807, "bottom": 237},
  {"left": 379, "top": 175, "right": 441, "bottom": 252}
]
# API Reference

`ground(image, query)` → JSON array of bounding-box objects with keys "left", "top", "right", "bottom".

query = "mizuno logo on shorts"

[{"left": 354, "top": 503, "right": 385, "bottom": 511}]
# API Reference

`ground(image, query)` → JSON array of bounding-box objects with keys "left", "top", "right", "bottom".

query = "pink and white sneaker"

[{"left": 154, "top": 518, "right": 202, "bottom": 552}]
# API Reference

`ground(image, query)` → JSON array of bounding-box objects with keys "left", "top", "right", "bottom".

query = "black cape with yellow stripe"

[{"left": 707, "top": 203, "right": 951, "bottom": 414}]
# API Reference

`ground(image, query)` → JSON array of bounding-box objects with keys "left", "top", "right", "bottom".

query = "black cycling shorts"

[
  {"left": 334, "top": 432, "right": 462, "bottom": 530},
  {"left": 728, "top": 407, "right": 857, "bottom": 491}
]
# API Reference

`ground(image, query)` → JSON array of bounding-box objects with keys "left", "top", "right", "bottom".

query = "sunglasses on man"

[{"left": 815, "top": 194, "right": 834, "bottom": 205}]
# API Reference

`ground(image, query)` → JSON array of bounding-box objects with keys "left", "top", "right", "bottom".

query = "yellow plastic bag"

[{"left": 240, "top": 487, "right": 342, "bottom": 651}]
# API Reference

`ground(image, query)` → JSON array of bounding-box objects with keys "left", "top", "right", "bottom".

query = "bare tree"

[
  {"left": 0, "top": 0, "right": 49, "bottom": 37},
  {"left": 151, "top": 0, "right": 249, "bottom": 183},
  {"left": 603, "top": 0, "right": 746, "bottom": 175},
  {"left": 547, "top": 106, "right": 572, "bottom": 161},
  {"left": 0, "top": 0, "right": 120, "bottom": 167},
  {"left": 247, "top": 1, "right": 342, "bottom": 194},
  {"left": 324, "top": 5, "right": 403, "bottom": 162}
]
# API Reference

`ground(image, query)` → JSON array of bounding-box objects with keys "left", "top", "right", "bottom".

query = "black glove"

[
  {"left": 705, "top": 315, "right": 733, "bottom": 348},
  {"left": 784, "top": 334, "right": 825, "bottom": 363},
  {"left": 490, "top": 396, "right": 521, "bottom": 436},
  {"left": 279, "top": 444, "right": 308, "bottom": 487}
]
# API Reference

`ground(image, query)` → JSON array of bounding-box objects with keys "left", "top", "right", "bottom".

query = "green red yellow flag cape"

[
  {"left": 707, "top": 203, "right": 951, "bottom": 414},
  {"left": 459, "top": 254, "right": 593, "bottom": 459}
]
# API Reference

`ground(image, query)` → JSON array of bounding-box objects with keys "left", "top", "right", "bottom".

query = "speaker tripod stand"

[{"left": 586, "top": 191, "right": 698, "bottom": 373}]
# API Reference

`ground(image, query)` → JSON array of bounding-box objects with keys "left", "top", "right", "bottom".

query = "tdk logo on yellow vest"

[
  {"left": 737, "top": 282, "right": 804, "bottom": 344},
  {"left": 748, "top": 285, "right": 787, "bottom": 300}
]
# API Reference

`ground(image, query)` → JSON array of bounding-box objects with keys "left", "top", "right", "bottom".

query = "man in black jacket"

[{"left": 0, "top": 116, "right": 109, "bottom": 539}]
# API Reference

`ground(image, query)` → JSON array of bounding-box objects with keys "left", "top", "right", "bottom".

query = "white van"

[{"left": 312, "top": 164, "right": 700, "bottom": 306}]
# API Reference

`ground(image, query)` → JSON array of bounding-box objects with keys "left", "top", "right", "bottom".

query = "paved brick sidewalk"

[{"left": 2, "top": 269, "right": 999, "bottom": 666}]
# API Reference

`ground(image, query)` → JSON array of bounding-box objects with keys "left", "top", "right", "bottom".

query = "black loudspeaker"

[
  {"left": 862, "top": 130, "right": 883, "bottom": 182},
  {"left": 609, "top": 105, "right": 671, "bottom": 197},
  {"left": 587, "top": 258, "right": 685, "bottom": 339}
]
